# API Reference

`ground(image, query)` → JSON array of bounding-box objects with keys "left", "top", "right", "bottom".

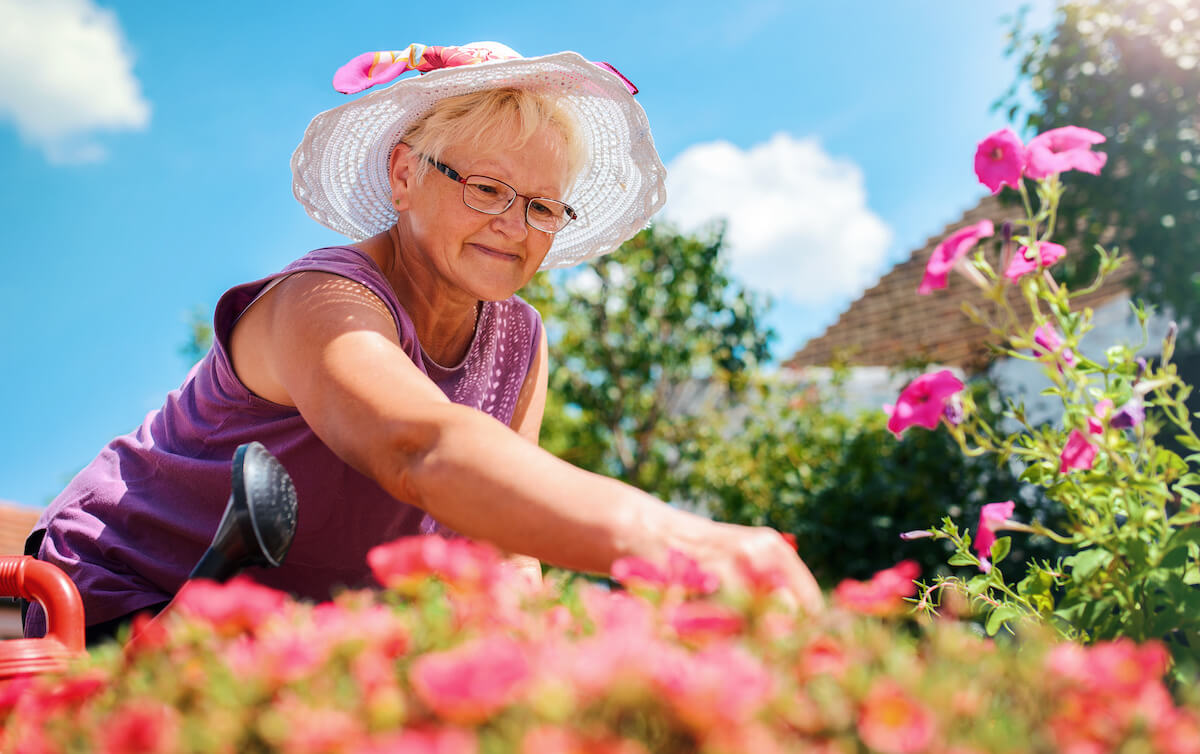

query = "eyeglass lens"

[{"left": 461, "top": 176, "right": 573, "bottom": 233}]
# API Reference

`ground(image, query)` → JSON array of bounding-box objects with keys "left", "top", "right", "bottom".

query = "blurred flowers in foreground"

[{"left": 4, "top": 541, "right": 1200, "bottom": 753}]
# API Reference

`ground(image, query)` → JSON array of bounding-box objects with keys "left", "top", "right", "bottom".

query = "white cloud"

[
  {"left": 661, "top": 133, "right": 892, "bottom": 308},
  {"left": 0, "top": 0, "right": 150, "bottom": 163}
]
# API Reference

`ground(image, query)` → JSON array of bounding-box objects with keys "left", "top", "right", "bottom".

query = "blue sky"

[{"left": 0, "top": 0, "right": 1053, "bottom": 507}]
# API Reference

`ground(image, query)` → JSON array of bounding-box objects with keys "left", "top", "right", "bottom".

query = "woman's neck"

[{"left": 356, "top": 227, "right": 480, "bottom": 367}]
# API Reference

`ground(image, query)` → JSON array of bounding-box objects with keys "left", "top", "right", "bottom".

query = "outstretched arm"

[{"left": 230, "top": 271, "right": 821, "bottom": 610}]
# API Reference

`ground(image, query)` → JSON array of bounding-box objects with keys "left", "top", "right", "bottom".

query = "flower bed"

[{"left": 2, "top": 537, "right": 1197, "bottom": 753}]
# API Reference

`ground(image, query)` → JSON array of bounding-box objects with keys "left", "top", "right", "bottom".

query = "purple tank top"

[{"left": 27, "top": 246, "right": 542, "bottom": 634}]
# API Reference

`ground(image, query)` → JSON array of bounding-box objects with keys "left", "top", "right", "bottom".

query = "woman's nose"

[{"left": 490, "top": 198, "right": 530, "bottom": 239}]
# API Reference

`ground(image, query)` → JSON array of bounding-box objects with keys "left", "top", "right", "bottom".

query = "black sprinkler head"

[{"left": 188, "top": 442, "right": 298, "bottom": 583}]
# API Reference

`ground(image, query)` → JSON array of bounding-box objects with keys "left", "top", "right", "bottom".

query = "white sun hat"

[{"left": 291, "top": 42, "right": 667, "bottom": 270}]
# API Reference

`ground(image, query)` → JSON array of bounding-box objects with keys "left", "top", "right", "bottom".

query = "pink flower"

[
  {"left": 919, "top": 220, "right": 995, "bottom": 294},
  {"left": 1004, "top": 241, "right": 1067, "bottom": 282},
  {"left": 1032, "top": 325, "right": 1077, "bottom": 368},
  {"left": 974, "top": 501, "right": 1016, "bottom": 573},
  {"left": 171, "top": 575, "right": 289, "bottom": 636},
  {"left": 410, "top": 636, "right": 531, "bottom": 724},
  {"left": 99, "top": 701, "right": 180, "bottom": 754},
  {"left": 1025, "top": 126, "right": 1107, "bottom": 180},
  {"left": 361, "top": 727, "right": 478, "bottom": 754},
  {"left": 857, "top": 680, "right": 937, "bottom": 754},
  {"left": 833, "top": 560, "right": 920, "bottom": 616},
  {"left": 610, "top": 549, "right": 719, "bottom": 595},
  {"left": 655, "top": 644, "right": 774, "bottom": 732},
  {"left": 1088, "top": 399, "right": 1114, "bottom": 435},
  {"left": 798, "top": 636, "right": 849, "bottom": 679},
  {"left": 1060, "top": 429, "right": 1098, "bottom": 473},
  {"left": 1047, "top": 639, "right": 1170, "bottom": 695},
  {"left": 885, "top": 369, "right": 966, "bottom": 438},
  {"left": 974, "top": 128, "right": 1026, "bottom": 193},
  {"left": 665, "top": 601, "right": 745, "bottom": 645},
  {"left": 367, "top": 535, "right": 501, "bottom": 594}
]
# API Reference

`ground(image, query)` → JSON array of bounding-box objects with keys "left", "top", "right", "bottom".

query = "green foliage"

[
  {"left": 682, "top": 374, "right": 1062, "bottom": 587},
  {"left": 1000, "top": 0, "right": 1200, "bottom": 336},
  {"left": 180, "top": 306, "right": 213, "bottom": 367},
  {"left": 521, "top": 224, "right": 773, "bottom": 497}
]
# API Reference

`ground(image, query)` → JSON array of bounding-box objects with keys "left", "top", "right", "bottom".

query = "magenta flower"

[
  {"left": 1033, "top": 325, "right": 1077, "bottom": 368},
  {"left": 974, "top": 128, "right": 1026, "bottom": 193},
  {"left": 885, "top": 369, "right": 966, "bottom": 437},
  {"left": 975, "top": 501, "right": 1016, "bottom": 573},
  {"left": 1025, "top": 126, "right": 1107, "bottom": 180},
  {"left": 1059, "top": 429, "right": 1098, "bottom": 473},
  {"left": 918, "top": 220, "right": 995, "bottom": 294},
  {"left": 1004, "top": 241, "right": 1067, "bottom": 282}
]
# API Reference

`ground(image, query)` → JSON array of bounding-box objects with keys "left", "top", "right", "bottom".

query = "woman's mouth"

[{"left": 472, "top": 244, "right": 522, "bottom": 262}]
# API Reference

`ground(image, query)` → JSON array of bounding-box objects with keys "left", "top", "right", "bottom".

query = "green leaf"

[
  {"left": 1175, "top": 434, "right": 1200, "bottom": 452},
  {"left": 990, "top": 536, "right": 1012, "bottom": 566},
  {"left": 1066, "top": 548, "right": 1111, "bottom": 583},
  {"left": 966, "top": 574, "right": 991, "bottom": 596},
  {"left": 1161, "top": 546, "right": 1190, "bottom": 570},
  {"left": 948, "top": 552, "right": 977, "bottom": 567},
  {"left": 985, "top": 605, "right": 1023, "bottom": 636}
]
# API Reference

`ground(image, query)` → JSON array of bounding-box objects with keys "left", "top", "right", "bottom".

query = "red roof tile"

[{"left": 0, "top": 501, "right": 41, "bottom": 556}]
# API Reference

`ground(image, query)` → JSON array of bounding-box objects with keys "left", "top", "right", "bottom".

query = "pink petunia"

[
  {"left": 974, "top": 128, "right": 1026, "bottom": 193},
  {"left": 171, "top": 575, "right": 289, "bottom": 636},
  {"left": 1033, "top": 325, "right": 1077, "bottom": 368},
  {"left": 919, "top": 220, "right": 995, "bottom": 294},
  {"left": 974, "top": 501, "right": 1016, "bottom": 573},
  {"left": 1088, "top": 399, "right": 1114, "bottom": 435},
  {"left": 833, "top": 560, "right": 921, "bottom": 616},
  {"left": 99, "top": 700, "right": 180, "bottom": 754},
  {"left": 610, "top": 549, "right": 720, "bottom": 596},
  {"left": 857, "top": 680, "right": 937, "bottom": 754},
  {"left": 1004, "top": 241, "right": 1067, "bottom": 282},
  {"left": 1059, "top": 429, "right": 1098, "bottom": 473},
  {"left": 885, "top": 369, "right": 966, "bottom": 438},
  {"left": 665, "top": 601, "right": 745, "bottom": 645},
  {"left": 409, "top": 635, "right": 531, "bottom": 725},
  {"left": 367, "top": 536, "right": 501, "bottom": 594},
  {"left": 1025, "top": 126, "right": 1107, "bottom": 180}
]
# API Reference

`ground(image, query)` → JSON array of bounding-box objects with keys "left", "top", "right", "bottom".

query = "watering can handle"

[{"left": 0, "top": 556, "right": 85, "bottom": 653}]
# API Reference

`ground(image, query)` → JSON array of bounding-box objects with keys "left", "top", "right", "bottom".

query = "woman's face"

[{"left": 396, "top": 124, "right": 569, "bottom": 303}]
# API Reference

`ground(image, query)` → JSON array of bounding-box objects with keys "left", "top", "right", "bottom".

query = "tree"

[
  {"left": 520, "top": 224, "right": 773, "bottom": 500},
  {"left": 1000, "top": 0, "right": 1200, "bottom": 337}
]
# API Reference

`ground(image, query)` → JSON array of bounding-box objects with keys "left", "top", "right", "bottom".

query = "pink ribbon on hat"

[{"left": 332, "top": 42, "right": 638, "bottom": 96}]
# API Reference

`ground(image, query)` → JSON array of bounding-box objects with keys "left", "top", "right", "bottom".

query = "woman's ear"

[{"left": 388, "top": 142, "right": 415, "bottom": 211}]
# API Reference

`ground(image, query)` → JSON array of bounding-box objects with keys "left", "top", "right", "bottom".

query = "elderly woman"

[{"left": 26, "top": 42, "right": 820, "bottom": 643}]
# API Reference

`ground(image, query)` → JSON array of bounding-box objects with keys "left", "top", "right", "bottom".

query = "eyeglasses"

[{"left": 421, "top": 155, "right": 578, "bottom": 234}]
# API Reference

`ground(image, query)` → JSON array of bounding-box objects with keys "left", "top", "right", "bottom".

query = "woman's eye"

[{"left": 529, "top": 201, "right": 557, "bottom": 218}]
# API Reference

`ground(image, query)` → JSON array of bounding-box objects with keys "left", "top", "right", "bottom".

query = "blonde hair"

[{"left": 400, "top": 87, "right": 587, "bottom": 196}]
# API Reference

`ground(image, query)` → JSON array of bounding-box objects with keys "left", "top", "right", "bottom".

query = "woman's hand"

[{"left": 695, "top": 521, "right": 824, "bottom": 614}]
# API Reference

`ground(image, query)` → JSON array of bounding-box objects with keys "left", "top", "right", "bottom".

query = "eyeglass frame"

[{"left": 416, "top": 153, "right": 578, "bottom": 234}]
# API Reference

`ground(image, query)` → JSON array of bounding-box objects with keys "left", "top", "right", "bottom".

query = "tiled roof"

[
  {"left": 786, "top": 195, "right": 1136, "bottom": 374},
  {"left": 0, "top": 501, "right": 41, "bottom": 556}
]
